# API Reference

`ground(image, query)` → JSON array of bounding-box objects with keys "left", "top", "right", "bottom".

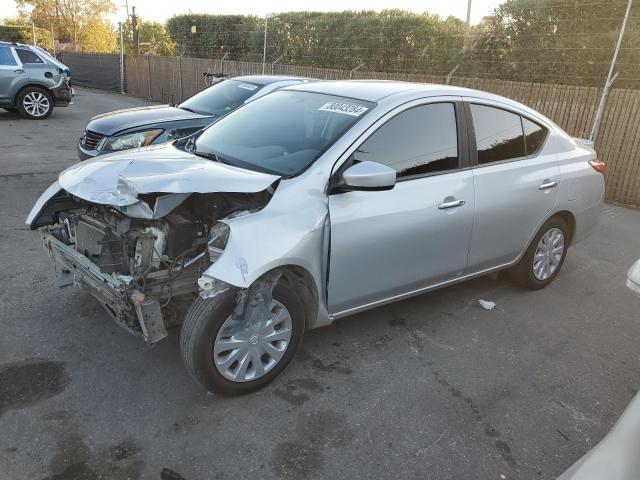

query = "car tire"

[
  {"left": 180, "top": 281, "right": 305, "bottom": 395},
  {"left": 17, "top": 87, "right": 54, "bottom": 119},
  {"left": 508, "top": 216, "right": 569, "bottom": 290}
]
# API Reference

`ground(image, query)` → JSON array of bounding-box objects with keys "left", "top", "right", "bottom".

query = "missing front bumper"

[{"left": 42, "top": 232, "right": 168, "bottom": 344}]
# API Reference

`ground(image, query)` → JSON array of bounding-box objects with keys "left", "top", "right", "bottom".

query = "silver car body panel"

[
  {"left": 558, "top": 392, "right": 640, "bottom": 480},
  {"left": 27, "top": 81, "right": 604, "bottom": 330},
  {"left": 628, "top": 259, "right": 640, "bottom": 296},
  {"left": 56, "top": 143, "right": 280, "bottom": 206}
]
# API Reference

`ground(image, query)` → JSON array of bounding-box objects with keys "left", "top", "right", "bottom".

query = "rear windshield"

[
  {"left": 179, "top": 79, "right": 262, "bottom": 116},
  {"left": 194, "top": 90, "right": 373, "bottom": 176}
]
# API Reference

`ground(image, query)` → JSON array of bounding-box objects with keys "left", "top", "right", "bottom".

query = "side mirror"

[{"left": 340, "top": 161, "right": 396, "bottom": 192}]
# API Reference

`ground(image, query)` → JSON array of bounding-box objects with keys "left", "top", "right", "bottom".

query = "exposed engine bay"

[{"left": 38, "top": 189, "right": 272, "bottom": 344}]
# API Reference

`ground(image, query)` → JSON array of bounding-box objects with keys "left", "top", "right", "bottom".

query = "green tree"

[
  {"left": 166, "top": 10, "right": 465, "bottom": 73},
  {"left": 15, "top": 0, "right": 116, "bottom": 52},
  {"left": 123, "top": 20, "right": 176, "bottom": 56},
  {"left": 465, "top": 0, "right": 640, "bottom": 87}
]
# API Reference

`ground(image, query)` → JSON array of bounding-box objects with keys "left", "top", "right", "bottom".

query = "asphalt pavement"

[{"left": 1, "top": 88, "right": 639, "bottom": 480}]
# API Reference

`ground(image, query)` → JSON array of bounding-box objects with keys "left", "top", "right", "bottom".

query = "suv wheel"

[
  {"left": 180, "top": 282, "right": 305, "bottom": 395},
  {"left": 17, "top": 87, "right": 53, "bottom": 119}
]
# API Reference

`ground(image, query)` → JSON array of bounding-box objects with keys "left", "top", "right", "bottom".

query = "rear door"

[
  {"left": 14, "top": 47, "right": 51, "bottom": 82},
  {"left": 328, "top": 99, "right": 475, "bottom": 314},
  {"left": 464, "top": 100, "right": 560, "bottom": 272}
]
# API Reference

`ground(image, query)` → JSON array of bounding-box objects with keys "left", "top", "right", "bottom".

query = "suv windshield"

[
  {"left": 193, "top": 90, "right": 373, "bottom": 176},
  {"left": 179, "top": 79, "right": 262, "bottom": 116}
]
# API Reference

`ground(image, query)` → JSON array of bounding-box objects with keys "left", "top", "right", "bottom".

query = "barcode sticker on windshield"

[
  {"left": 318, "top": 102, "right": 368, "bottom": 116},
  {"left": 237, "top": 83, "right": 258, "bottom": 91}
]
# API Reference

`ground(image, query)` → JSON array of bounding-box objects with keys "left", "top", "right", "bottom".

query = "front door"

[
  {"left": 328, "top": 100, "right": 475, "bottom": 314},
  {"left": 0, "top": 45, "right": 21, "bottom": 103}
]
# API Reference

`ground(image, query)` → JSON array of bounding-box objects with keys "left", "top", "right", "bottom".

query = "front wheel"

[
  {"left": 508, "top": 216, "right": 569, "bottom": 290},
  {"left": 17, "top": 87, "right": 54, "bottom": 119},
  {"left": 180, "top": 281, "right": 305, "bottom": 395}
]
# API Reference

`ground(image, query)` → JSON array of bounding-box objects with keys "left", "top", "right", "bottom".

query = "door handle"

[
  {"left": 538, "top": 181, "right": 558, "bottom": 190},
  {"left": 438, "top": 199, "right": 465, "bottom": 210},
  {"left": 14, "top": 69, "right": 23, "bottom": 74}
]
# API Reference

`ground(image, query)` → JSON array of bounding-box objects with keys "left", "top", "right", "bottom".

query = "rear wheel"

[
  {"left": 509, "top": 216, "right": 569, "bottom": 290},
  {"left": 17, "top": 87, "right": 53, "bottom": 119},
  {"left": 180, "top": 282, "right": 305, "bottom": 395}
]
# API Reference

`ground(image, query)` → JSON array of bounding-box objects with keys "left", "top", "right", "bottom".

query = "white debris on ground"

[{"left": 478, "top": 299, "right": 497, "bottom": 310}]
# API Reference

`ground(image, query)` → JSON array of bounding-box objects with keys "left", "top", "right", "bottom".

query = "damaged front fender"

[
  {"left": 198, "top": 179, "right": 332, "bottom": 329},
  {"left": 26, "top": 180, "right": 63, "bottom": 228}
]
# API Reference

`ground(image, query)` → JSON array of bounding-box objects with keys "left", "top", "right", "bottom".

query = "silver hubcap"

[
  {"left": 23, "top": 91, "right": 50, "bottom": 117},
  {"left": 533, "top": 227, "right": 564, "bottom": 281},
  {"left": 213, "top": 300, "right": 292, "bottom": 382}
]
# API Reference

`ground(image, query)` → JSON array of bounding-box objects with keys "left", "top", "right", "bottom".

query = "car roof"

[
  {"left": 283, "top": 79, "right": 553, "bottom": 125},
  {"left": 285, "top": 79, "right": 512, "bottom": 103},
  {"left": 0, "top": 41, "right": 31, "bottom": 48},
  {"left": 233, "top": 75, "right": 310, "bottom": 85}
]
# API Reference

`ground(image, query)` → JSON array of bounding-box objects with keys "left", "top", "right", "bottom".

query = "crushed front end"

[{"left": 33, "top": 188, "right": 271, "bottom": 345}]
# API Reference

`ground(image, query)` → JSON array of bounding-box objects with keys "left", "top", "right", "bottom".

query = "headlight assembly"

[
  {"left": 103, "top": 129, "right": 163, "bottom": 151},
  {"left": 208, "top": 222, "right": 230, "bottom": 261}
]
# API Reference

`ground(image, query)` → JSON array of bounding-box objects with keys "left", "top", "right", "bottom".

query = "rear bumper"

[{"left": 51, "top": 79, "right": 73, "bottom": 107}]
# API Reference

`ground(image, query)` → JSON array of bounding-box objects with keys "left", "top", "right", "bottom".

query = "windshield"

[
  {"left": 193, "top": 90, "right": 373, "bottom": 176},
  {"left": 179, "top": 79, "right": 262, "bottom": 116}
]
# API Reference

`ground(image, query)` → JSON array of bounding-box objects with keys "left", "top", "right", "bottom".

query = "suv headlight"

[
  {"left": 208, "top": 222, "right": 230, "bottom": 261},
  {"left": 103, "top": 129, "right": 163, "bottom": 151}
]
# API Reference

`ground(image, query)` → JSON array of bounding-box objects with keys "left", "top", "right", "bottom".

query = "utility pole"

[
  {"left": 51, "top": 23, "right": 56, "bottom": 54},
  {"left": 590, "top": 0, "right": 633, "bottom": 141},
  {"left": 119, "top": 22, "right": 125, "bottom": 94},
  {"left": 262, "top": 14, "right": 268, "bottom": 74},
  {"left": 465, "top": 0, "right": 472, "bottom": 36},
  {"left": 31, "top": 19, "right": 36, "bottom": 46},
  {"left": 131, "top": 6, "right": 139, "bottom": 55}
]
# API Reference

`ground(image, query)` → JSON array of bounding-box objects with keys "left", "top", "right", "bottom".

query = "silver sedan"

[{"left": 28, "top": 81, "right": 605, "bottom": 394}]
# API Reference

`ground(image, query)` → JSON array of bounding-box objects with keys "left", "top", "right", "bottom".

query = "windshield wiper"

[
  {"left": 179, "top": 106, "right": 204, "bottom": 115},
  {"left": 192, "top": 145, "right": 234, "bottom": 165}
]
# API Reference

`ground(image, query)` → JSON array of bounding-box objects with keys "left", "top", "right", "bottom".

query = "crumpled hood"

[
  {"left": 87, "top": 105, "right": 212, "bottom": 136},
  {"left": 58, "top": 143, "right": 280, "bottom": 206}
]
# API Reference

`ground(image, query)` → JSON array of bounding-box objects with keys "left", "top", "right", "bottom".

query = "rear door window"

[
  {"left": 522, "top": 117, "right": 548, "bottom": 155},
  {"left": 16, "top": 48, "right": 44, "bottom": 64},
  {"left": 355, "top": 103, "right": 459, "bottom": 178},
  {"left": 0, "top": 46, "right": 17, "bottom": 66},
  {"left": 470, "top": 104, "right": 526, "bottom": 164}
]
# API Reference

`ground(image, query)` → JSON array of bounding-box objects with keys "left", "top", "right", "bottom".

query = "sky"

[{"left": 2, "top": 0, "right": 504, "bottom": 25}]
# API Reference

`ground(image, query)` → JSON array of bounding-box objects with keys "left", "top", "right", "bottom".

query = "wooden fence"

[{"left": 125, "top": 54, "right": 640, "bottom": 208}]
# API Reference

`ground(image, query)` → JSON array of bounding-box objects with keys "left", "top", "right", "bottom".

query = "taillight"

[{"left": 589, "top": 159, "right": 606, "bottom": 175}]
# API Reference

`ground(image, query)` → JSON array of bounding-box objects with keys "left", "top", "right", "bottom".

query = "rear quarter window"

[
  {"left": 16, "top": 48, "right": 44, "bottom": 64},
  {"left": 523, "top": 117, "right": 548, "bottom": 155}
]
